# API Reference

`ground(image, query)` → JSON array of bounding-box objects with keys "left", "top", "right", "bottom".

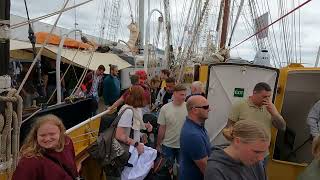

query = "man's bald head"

[
  {"left": 186, "top": 95, "right": 207, "bottom": 112},
  {"left": 186, "top": 95, "right": 210, "bottom": 122}
]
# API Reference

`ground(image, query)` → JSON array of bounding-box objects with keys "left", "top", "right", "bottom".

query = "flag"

[{"left": 255, "top": 12, "right": 269, "bottom": 39}]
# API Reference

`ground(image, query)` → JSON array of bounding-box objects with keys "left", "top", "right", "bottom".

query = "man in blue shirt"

[
  {"left": 180, "top": 95, "right": 212, "bottom": 180},
  {"left": 103, "top": 64, "right": 120, "bottom": 107}
]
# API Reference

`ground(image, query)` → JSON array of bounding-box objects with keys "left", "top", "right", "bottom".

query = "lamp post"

[
  {"left": 56, "top": 29, "right": 83, "bottom": 104},
  {"left": 144, "top": 9, "right": 163, "bottom": 73}
]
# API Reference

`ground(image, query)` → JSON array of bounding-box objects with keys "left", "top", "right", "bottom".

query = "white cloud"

[{"left": 11, "top": 0, "right": 320, "bottom": 67}]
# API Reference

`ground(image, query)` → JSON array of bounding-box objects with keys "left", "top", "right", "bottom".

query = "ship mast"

[
  {"left": 0, "top": 0, "right": 10, "bottom": 76},
  {"left": 219, "top": 0, "right": 231, "bottom": 60},
  {"left": 163, "top": 0, "right": 173, "bottom": 69},
  {"left": 138, "top": 0, "right": 144, "bottom": 53}
]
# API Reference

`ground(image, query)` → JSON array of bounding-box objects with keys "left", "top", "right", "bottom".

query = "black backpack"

[{"left": 88, "top": 107, "right": 133, "bottom": 176}]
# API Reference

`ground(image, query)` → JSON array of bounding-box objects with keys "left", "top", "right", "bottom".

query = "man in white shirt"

[{"left": 157, "top": 84, "right": 188, "bottom": 163}]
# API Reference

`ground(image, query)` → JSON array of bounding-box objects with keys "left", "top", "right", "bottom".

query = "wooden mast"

[
  {"left": 219, "top": 0, "right": 230, "bottom": 60},
  {"left": 0, "top": 0, "right": 10, "bottom": 75}
]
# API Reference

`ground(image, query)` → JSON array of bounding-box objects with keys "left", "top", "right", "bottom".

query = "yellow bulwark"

[{"left": 68, "top": 116, "right": 104, "bottom": 179}]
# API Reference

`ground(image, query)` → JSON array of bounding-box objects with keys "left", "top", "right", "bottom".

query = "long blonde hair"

[
  {"left": 223, "top": 120, "right": 270, "bottom": 143},
  {"left": 20, "top": 114, "right": 67, "bottom": 158}
]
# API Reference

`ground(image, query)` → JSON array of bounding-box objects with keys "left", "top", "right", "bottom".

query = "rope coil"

[{"left": 0, "top": 89, "right": 22, "bottom": 176}]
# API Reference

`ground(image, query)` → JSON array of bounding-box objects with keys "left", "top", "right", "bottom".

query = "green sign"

[{"left": 234, "top": 88, "right": 244, "bottom": 97}]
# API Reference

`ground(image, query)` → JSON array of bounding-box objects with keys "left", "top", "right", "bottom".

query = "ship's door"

[{"left": 205, "top": 63, "right": 279, "bottom": 145}]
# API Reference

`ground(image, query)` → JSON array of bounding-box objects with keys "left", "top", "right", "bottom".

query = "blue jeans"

[{"left": 162, "top": 145, "right": 180, "bottom": 164}]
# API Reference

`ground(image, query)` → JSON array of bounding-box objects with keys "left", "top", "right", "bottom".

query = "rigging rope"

[
  {"left": 70, "top": 51, "right": 95, "bottom": 96},
  {"left": 298, "top": 0, "right": 302, "bottom": 63},
  {"left": 247, "top": 0, "right": 261, "bottom": 50},
  {"left": 265, "top": 0, "right": 283, "bottom": 67},
  {"left": 254, "top": 0, "right": 281, "bottom": 67},
  {"left": 177, "top": 0, "right": 210, "bottom": 83},
  {"left": 11, "top": 0, "right": 93, "bottom": 29},
  {"left": 17, "top": 0, "right": 72, "bottom": 95},
  {"left": 127, "top": 0, "right": 135, "bottom": 23},
  {"left": 175, "top": 0, "right": 189, "bottom": 47},
  {"left": 228, "top": 0, "right": 245, "bottom": 47},
  {"left": 178, "top": 0, "right": 195, "bottom": 52},
  {"left": 46, "top": 46, "right": 81, "bottom": 104},
  {"left": 280, "top": 0, "right": 290, "bottom": 64},
  {"left": 230, "top": 0, "right": 312, "bottom": 50},
  {"left": 0, "top": 89, "right": 22, "bottom": 174},
  {"left": 240, "top": 2, "right": 259, "bottom": 51}
]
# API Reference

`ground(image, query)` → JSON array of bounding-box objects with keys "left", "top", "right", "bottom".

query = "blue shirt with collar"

[{"left": 180, "top": 117, "right": 212, "bottom": 180}]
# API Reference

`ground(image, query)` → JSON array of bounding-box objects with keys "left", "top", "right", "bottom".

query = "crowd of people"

[{"left": 12, "top": 65, "right": 320, "bottom": 180}]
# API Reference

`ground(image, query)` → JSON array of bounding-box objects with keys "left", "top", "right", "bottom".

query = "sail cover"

[
  {"left": 205, "top": 63, "right": 279, "bottom": 145},
  {"left": 10, "top": 40, "right": 131, "bottom": 73}
]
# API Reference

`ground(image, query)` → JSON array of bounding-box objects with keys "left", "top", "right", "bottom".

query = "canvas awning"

[
  {"left": 10, "top": 39, "right": 70, "bottom": 63},
  {"left": 45, "top": 46, "right": 131, "bottom": 73},
  {"left": 9, "top": 40, "right": 131, "bottom": 73}
]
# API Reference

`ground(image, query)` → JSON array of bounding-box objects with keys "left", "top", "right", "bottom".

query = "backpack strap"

[
  {"left": 109, "top": 107, "right": 135, "bottom": 141},
  {"left": 110, "top": 107, "right": 134, "bottom": 128},
  {"left": 106, "top": 107, "right": 134, "bottom": 158}
]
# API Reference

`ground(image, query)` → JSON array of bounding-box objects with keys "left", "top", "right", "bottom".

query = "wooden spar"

[
  {"left": 164, "top": 0, "right": 172, "bottom": 69},
  {"left": 138, "top": 0, "right": 144, "bottom": 52},
  {"left": 0, "top": 0, "right": 10, "bottom": 75},
  {"left": 219, "top": 0, "right": 231, "bottom": 50}
]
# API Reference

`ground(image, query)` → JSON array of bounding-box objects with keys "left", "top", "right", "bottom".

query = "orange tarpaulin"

[{"left": 35, "top": 32, "right": 93, "bottom": 49}]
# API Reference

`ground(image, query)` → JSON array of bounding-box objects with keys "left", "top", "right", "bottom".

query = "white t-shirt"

[
  {"left": 157, "top": 102, "right": 188, "bottom": 148},
  {"left": 118, "top": 109, "right": 141, "bottom": 142}
]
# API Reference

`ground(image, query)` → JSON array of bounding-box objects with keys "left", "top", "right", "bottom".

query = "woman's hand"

[
  {"left": 145, "top": 122, "right": 153, "bottom": 132},
  {"left": 136, "top": 143, "right": 145, "bottom": 155},
  {"left": 141, "top": 134, "right": 148, "bottom": 144}
]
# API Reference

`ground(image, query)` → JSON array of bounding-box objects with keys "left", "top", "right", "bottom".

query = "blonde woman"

[
  {"left": 13, "top": 114, "right": 78, "bottom": 180},
  {"left": 297, "top": 136, "right": 320, "bottom": 180},
  {"left": 204, "top": 120, "right": 270, "bottom": 180}
]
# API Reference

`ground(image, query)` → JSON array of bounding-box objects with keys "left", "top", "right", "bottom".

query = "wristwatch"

[{"left": 134, "top": 141, "right": 139, "bottom": 147}]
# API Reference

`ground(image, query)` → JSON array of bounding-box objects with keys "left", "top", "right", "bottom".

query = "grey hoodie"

[
  {"left": 204, "top": 147, "right": 267, "bottom": 180},
  {"left": 307, "top": 100, "right": 320, "bottom": 137}
]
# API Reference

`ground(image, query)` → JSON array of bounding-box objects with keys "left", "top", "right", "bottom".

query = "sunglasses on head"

[{"left": 193, "top": 105, "right": 210, "bottom": 110}]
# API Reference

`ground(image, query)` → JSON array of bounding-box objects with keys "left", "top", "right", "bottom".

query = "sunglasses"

[{"left": 193, "top": 105, "right": 210, "bottom": 110}]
